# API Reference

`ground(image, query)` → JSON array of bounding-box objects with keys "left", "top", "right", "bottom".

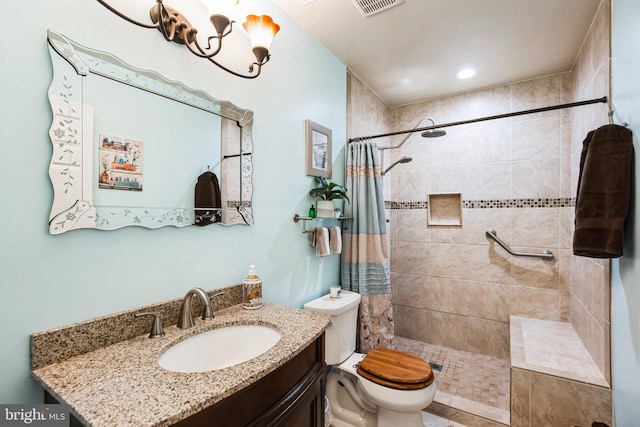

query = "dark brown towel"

[
  {"left": 194, "top": 171, "right": 221, "bottom": 226},
  {"left": 573, "top": 124, "right": 633, "bottom": 258}
]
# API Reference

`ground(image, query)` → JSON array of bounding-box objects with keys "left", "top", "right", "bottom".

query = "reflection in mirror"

[{"left": 46, "top": 30, "right": 254, "bottom": 234}]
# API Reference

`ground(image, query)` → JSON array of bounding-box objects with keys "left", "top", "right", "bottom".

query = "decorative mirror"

[{"left": 46, "top": 30, "right": 254, "bottom": 234}]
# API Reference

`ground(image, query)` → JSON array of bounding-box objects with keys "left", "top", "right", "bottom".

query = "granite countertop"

[{"left": 32, "top": 303, "right": 330, "bottom": 427}]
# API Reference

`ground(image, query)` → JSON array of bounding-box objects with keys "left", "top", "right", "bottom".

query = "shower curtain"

[{"left": 341, "top": 141, "right": 394, "bottom": 353}]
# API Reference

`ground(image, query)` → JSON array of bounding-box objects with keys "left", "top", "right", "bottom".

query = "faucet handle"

[
  {"left": 202, "top": 291, "right": 224, "bottom": 320},
  {"left": 134, "top": 311, "right": 165, "bottom": 338}
]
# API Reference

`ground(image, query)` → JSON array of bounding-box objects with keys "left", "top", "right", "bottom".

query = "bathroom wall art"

[
  {"left": 305, "top": 119, "right": 332, "bottom": 178},
  {"left": 98, "top": 134, "right": 143, "bottom": 191}
]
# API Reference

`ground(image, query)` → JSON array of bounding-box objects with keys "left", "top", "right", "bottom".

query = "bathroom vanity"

[{"left": 31, "top": 293, "right": 330, "bottom": 427}]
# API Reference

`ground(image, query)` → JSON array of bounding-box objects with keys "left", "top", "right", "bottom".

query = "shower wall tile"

[
  {"left": 529, "top": 372, "right": 611, "bottom": 427},
  {"left": 559, "top": 249, "right": 572, "bottom": 322},
  {"left": 396, "top": 132, "right": 432, "bottom": 164},
  {"left": 466, "top": 122, "right": 512, "bottom": 164},
  {"left": 560, "top": 113, "right": 572, "bottom": 157},
  {"left": 561, "top": 71, "right": 573, "bottom": 106},
  {"left": 511, "top": 208, "right": 559, "bottom": 248},
  {"left": 428, "top": 311, "right": 470, "bottom": 353},
  {"left": 462, "top": 208, "right": 513, "bottom": 246},
  {"left": 429, "top": 278, "right": 510, "bottom": 323},
  {"left": 395, "top": 240, "right": 432, "bottom": 275},
  {"left": 510, "top": 286, "right": 560, "bottom": 321},
  {"left": 430, "top": 243, "right": 470, "bottom": 279},
  {"left": 394, "top": 304, "right": 431, "bottom": 343},
  {"left": 430, "top": 128, "right": 472, "bottom": 166},
  {"left": 396, "top": 168, "right": 430, "bottom": 202},
  {"left": 510, "top": 368, "right": 612, "bottom": 427},
  {"left": 430, "top": 278, "right": 470, "bottom": 316},
  {"left": 392, "top": 272, "right": 431, "bottom": 309},
  {"left": 395, "top": 209, "right": 430, "bottom": 242},
  {"left": 509, "top": 254, "right": 559, "bottom": 289},
  {"left": 511, "top": 74, "right": 562, "bottom": 119},
  {"left": 511, "top": 158, "right": 560, "bottom": 198},
  {"left": 429, "top": 225, "right": 465, "bottom": 245},
  {"left": 466, "top": 281, "right": 511, "bottom": 323},
  {"left": 593, "top": 0, "right": 610, "bottom": 72},
  {"left": 464, "top": 162, "right": 512, "bottom": 199},
  {"left": 510, "top": 368, "right": 530, "bottom": 427},
  {"left": 511, "top": 116, "right": 561, "bottom": 160},
  {"left": 430, "top": 165, "right": 467, "bottom": 194},
  {"left": 467, "top": 245, "right": 511, "bottom": 285},
  {"left": 465, "top": 316, "right": 510, "bottom": 358},
  {"left": 559, "top": 154, "right": 572, "bottom": 201},
  {"left": 467, "top": 85, "right": 512, "bottom": 119}
]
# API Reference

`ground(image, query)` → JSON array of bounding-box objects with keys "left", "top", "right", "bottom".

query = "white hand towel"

[
  {"left": 315, "top": 227, "right": 330, "bottom": 257},
  {"left": 329, "top": 226, "right": 342, "bottom": 254}
]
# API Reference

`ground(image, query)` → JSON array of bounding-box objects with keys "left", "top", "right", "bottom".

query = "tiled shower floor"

[{"left": 395, "top": 336, "right": 510, "bottom": 425}]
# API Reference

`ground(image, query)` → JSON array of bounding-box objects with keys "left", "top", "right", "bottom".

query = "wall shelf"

[{"left": 292, "top": 214, "right": 352, "bottom": 234}]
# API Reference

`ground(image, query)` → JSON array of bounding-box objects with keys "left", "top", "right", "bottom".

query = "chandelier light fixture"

[{"left": 97, "top": 0, "right": 280, "bottom": 79}]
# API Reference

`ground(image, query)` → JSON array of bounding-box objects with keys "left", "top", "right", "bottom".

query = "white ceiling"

[{"left": 272, "top": 0, "right": 602, "bottom": 107}]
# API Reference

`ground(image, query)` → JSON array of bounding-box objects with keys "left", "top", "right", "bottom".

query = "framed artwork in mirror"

[{"left": 305, "top": 119, "right": 332, "bottom": 178}]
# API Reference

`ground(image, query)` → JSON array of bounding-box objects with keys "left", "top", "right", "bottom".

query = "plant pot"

[{"left": 316, "top": 200, "right": 335, "bottom": 218}]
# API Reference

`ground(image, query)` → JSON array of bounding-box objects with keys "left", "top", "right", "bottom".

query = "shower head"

[
  {"left": 382, "top": 156, "right": 412, "bottom": 175},
  {"left": 379, "top": 116, "right": 445, "bottom": 152},
  {"left": 421, "top": 128, "right": 447, "bottom": 138}
]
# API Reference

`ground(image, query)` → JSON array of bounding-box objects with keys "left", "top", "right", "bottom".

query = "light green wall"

[
  {"left": 611, "top": 0, "right": 640, "bottom": 424},
  {"left": 0, "top": 1, "right": 346, "bottom": 403}
]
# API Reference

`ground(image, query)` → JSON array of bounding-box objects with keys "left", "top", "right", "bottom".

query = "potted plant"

[{"left": 309, "top": 177, "right": 350, "bottom": 218}]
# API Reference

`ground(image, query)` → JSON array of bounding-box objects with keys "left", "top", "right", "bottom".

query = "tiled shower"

[{"left": 346, "top": 1, "right": 612, "bottom": 425}]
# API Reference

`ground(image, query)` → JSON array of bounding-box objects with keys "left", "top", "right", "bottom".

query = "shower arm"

[{"left": 378, "top": 117, "right": 436, "bottom": 152}]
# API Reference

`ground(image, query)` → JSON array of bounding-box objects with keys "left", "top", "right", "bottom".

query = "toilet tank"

[{"left": 303, "top": 290, "right": 361, "bottom": 365}]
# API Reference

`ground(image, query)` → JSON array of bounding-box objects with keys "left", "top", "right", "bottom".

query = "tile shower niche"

[{"left": 427, "top": 193, "right": 463, "bottom": 226}]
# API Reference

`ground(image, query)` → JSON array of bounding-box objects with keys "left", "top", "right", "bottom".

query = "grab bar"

[{"left": 485, "top": 229, "right": 554, "bottom": 260}]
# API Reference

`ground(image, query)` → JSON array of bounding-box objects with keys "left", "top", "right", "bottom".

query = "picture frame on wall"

[{"left": 305, "top": 119, "right": 332, "bottom": 178}]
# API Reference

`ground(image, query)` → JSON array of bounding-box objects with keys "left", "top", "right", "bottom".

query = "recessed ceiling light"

[{"left": 457, "top": 69, "right": 476, "bottom": 79}]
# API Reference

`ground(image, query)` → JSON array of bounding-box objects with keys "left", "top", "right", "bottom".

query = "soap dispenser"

[{"left": 242, "top": 264, "right": 263, "bottom": 310}]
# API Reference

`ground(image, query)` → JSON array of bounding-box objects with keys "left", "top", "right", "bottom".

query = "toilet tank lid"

[{"left": 303, "top": 290, "right": 361, "bottom": 315}]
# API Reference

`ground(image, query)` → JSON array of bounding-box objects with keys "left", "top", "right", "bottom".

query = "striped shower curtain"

[{"left": 341, "top": 141, "right": 394, "bottom": 353}]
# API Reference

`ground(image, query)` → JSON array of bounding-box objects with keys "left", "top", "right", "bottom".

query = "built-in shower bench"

[{"left": 509, "top": 316, "right": 611, "bottom": 427}]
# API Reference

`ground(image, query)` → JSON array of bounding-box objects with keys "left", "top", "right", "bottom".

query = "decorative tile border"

[{"left": 386, "top": 197, "right": 575, "bottom": 210}]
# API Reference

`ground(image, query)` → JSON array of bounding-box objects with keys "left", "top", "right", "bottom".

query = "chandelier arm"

[
  {"left": 97, "top": 0, "right": 160, "bottom": 29},
  {"left": 185, "top": 35, "right": 224, "bottom": 59},
  {"left": 201, "top": 22, "right": 233, "bottom": 53},
  {"left": 207, "top": 56, "right": 263, "bottom": 80}
]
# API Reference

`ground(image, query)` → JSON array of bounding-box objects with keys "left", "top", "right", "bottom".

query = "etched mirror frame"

[{"left": 47, "top": 30, "right": 254, "bottom": 234}]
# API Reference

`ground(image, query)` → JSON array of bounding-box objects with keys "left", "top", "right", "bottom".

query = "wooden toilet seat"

[{"left": 356, "top": 348, "right": 434, "bottom": 390}]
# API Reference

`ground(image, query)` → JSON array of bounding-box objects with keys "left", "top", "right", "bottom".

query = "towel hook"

[{"left": 608, "top": 110, "right": 630, "bottom": 128}]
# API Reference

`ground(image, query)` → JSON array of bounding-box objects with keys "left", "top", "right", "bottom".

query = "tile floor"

[
  {"left": 422, "top": 411, "right": 469, "bottom": 427},
  {"left": 395, "top": 336, "right": 510, "bottom": 425}
]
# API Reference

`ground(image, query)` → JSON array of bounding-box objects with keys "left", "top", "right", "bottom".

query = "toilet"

[{"left": 304, "top": 290, "right": 436, "bottom": 427}]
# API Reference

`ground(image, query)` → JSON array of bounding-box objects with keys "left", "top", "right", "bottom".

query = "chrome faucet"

[{"left": 177, "top": 287, "right": 221, "bottom": 329}]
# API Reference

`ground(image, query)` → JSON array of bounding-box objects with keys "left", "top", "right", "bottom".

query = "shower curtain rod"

[{"left": 347, "top": 96, "right": 608, "bottom": 143}]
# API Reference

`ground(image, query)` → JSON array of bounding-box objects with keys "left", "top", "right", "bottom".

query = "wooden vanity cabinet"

[
  {"left": 175, "top": 333, "right": 325, "bottom": 427},
  {"left": 45, "top": 334, "right": 325, "bottom": 427}
]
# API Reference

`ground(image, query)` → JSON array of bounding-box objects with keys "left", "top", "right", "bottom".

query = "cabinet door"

[{"left": 276, "top": 374, "right": 323, "bottom": 427}]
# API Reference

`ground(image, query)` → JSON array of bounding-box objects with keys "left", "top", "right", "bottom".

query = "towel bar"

[
  {"left": 485, "top": 229, "right": 554, "bottom": 260},
  {"left": 293, "top": 214, "right": 352, "bottom": 233}
]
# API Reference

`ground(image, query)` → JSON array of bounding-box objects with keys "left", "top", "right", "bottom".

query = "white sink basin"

[{"left": 158, "top": 325, "right": 281, "bottom": 373}]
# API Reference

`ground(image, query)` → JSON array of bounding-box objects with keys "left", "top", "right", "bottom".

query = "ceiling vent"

[{"left": 350, "top": 0, "right": 404, "bottom": 17}]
